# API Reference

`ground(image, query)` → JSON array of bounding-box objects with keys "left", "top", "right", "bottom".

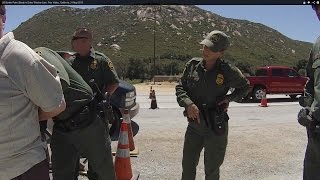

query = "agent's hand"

[
  {"left": 217, "top": 96, "right": 230, "bottom": 112},
  {"left": 186, "top": 104, "right": 200, "bottom": 124}
]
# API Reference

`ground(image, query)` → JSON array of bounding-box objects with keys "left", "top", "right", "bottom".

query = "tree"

[
  {"left": 163, "top": 61, "right": 179, "bottom": 75},
  {"left": 114, "top": 59, "right": 127, "bottom": 80},
  {"left": 294, "top": 59, "right": 308, "bottom": 71},
  {"left": 298, "top": 69, "right": 306, "bottom": 76},
  {"left": 235, "top": 61, "right": 254, "bottom": 75},
  {"left": 126, "top": 58, "right": 148, "bottom": 80}
]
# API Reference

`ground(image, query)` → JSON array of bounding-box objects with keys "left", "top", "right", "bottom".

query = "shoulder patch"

[{"left": 107, "top": 60, "right": 115, "bottom": 71}]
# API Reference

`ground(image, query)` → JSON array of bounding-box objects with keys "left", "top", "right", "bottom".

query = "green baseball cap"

[
  {"left": 200, "top": 30, "right": 230, "bottom": 52},
  {"left": 72, "top": 27, "right": 93, "bottom": 41}
]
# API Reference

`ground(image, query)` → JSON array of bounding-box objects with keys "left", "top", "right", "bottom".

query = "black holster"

[
  {"left": 202, "top": 104, "right": 229, "bottom": 136},
  {"left": 308, "top": 121, "right": 320, "bottom": 140},
  {"left": 54, "top": 102, "right": 97, "bottom": 132},
  {"left": 297, "top": 108, "right": 320, "bottom": 137},
  {"left": 97, "top": 100, "right": 115, "bottom": 125}
]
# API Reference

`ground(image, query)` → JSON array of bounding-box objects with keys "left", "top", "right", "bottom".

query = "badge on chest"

[
  {"left": 90, "top": 60, "right": 98, "bottom": 70},
  {"left": 216, "top": 73, "right": 224, "bottom": 85}
]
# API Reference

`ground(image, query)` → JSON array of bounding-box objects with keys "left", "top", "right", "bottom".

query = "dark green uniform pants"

[
  {"left": 181, "top": 125, "right": 228, "bottom": 180},
  {"left": 51, "top": 117, "right": 116, "bottom": 180},
  {"left": 303, "top": 130, "right": 320, "bottom": 180}
]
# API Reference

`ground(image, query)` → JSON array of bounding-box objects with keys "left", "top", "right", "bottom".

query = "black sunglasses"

[{"left": 72, "top": 36, "right": 88, "bottom": 41}]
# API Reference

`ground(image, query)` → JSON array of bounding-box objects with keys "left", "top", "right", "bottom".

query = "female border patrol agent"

[
  {"left": 298, "top": 5, "right": 320, "bottom": 179},
  {"left": 176, "top": 30, "right": 250, "bottom": 180}
]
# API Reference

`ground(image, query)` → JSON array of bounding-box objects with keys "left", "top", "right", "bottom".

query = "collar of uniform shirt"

[
  {"left": 76, "top": 47, "right": 95, "bottom": 59},
  {"left": 200, "top": 58, "right": 222, "bottom": 72},
  {"left": 89, "top": 47, "right": 95, "bottom": 58}
]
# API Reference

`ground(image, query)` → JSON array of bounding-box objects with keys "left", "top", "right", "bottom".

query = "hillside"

[{"left": 13, "top": 5, "right": 312, "bottom": 73}]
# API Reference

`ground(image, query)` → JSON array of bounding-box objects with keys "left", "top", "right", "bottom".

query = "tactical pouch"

[
  {"left": 297, "top": 108, "right": 320, "bottom": 140},
  {"left": 210, "top": 108, "right": 229, "bottom": 136},
  {"left": 297, "top": 107, "right": 313, "bottom": 127},
  {"left": 202, "top": 104, "right": 228, "bottom": 136}
]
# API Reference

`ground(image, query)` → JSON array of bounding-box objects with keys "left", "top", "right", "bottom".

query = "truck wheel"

[
  {"left": 252, "top": 87, "right": 265, "bottom": 102},
  {"left": 289, "top": 95, "right": 297, "bottom": 99}
]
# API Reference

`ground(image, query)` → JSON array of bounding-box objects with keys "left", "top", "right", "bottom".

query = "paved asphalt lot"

[{"left": 74, "top": 93, "right": 307, "bottom": 180}]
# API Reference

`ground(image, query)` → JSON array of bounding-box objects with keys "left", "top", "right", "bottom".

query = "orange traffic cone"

[
  {"left": 150, "top": 90, "right": 158, "bottom": 109},
  {"left": 149, "top": 86, "right": 153, "bottom": 99},
  {"left": 115, "top": 122, "right": 132, "bottom": 180},
  {"left": 114, "top": 122, "right": 140, "bottom": 180},
  {"left": 259, "top": 89, "right": 268, "bottom": 107},
  {"left": 123, "top": 109, "right": 138, "bottom": 154}
]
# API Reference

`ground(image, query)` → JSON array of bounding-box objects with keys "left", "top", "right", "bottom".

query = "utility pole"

[
  {"left": 152, "top": 5, "right": 161, "bottom": 84},
  {"left": 153, "top": 7, "right": 156, "bottom": 84}
]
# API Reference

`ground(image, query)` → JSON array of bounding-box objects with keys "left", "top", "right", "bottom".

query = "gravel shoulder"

[{"left": 79, "top": 82, "right": 307, "bottom": 180}]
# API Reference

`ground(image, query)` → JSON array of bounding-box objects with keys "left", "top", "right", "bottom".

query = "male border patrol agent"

[
  {"left": 176, "top": 30, "right": 249, "bottom": 180},
  {"left": 70, "top": 28, "right": 119, "bottom": 180},
  {"left": 297, "top": 5, "right": 320, "bottom": 179},
  {"left": 33, "top": 47, "right": 116, "bottom": 180}
]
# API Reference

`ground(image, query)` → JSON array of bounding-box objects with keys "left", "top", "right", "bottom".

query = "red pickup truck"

[{"left": 246, "top": 66, "right": 308, "bottom": 101}]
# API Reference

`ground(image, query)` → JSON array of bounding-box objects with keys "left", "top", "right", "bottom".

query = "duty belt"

[
  {"left": 54, "top": 102, "right": 97, "bottom": 132},
  {"left": 186, "top": 103, "right": 228, "bottom": 135}
]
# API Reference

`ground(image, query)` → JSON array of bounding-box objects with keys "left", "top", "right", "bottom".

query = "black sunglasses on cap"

[{"left": 72, "top": 36, "right": 88, "bottom": 41}]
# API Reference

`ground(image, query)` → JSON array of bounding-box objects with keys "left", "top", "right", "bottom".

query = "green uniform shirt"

[
  {"left": 305, "top": 36, "right": 320, "bottom": 121},
  {"left": 69, "top": 48, "right": 120, "bottom": 94},
  {"left": 34, "top": 47, "right": 94, "bottom": 120},
  {"left": 176, "top": 57, "right": 250, "bottom": 107}
]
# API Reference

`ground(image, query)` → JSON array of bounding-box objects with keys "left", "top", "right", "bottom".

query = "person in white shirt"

[{"left": 0, "top": 5, "right": 66, "bottom": 180}]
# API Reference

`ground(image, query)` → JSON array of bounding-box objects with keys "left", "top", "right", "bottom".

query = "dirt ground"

[
  {"left": 126, "top": 103, "right": 307, "bottom": 180},
  {"left": 77, "top": 82, "right": 307, "bottom": 180},
  {"left": 132, "top": 83, "right": 307, "bottom": 180}
]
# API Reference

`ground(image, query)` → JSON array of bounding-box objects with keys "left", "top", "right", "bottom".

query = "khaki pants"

[
  {"left": 51, "top": 117, "right": 116, "bottom": 180},
  {"left": 303, "top": 130, "right": 320, "bottom": 180},
  {"left": 181, "top": 125, "right": 228, "bottom": 180}
]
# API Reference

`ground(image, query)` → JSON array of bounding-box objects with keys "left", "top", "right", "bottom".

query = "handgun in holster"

[
  {"left": 97, "top": 92, "right": 115, "bottom": 125},
  {"left": 203, "top": 103, "right": 228, "bottom": 136}
]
